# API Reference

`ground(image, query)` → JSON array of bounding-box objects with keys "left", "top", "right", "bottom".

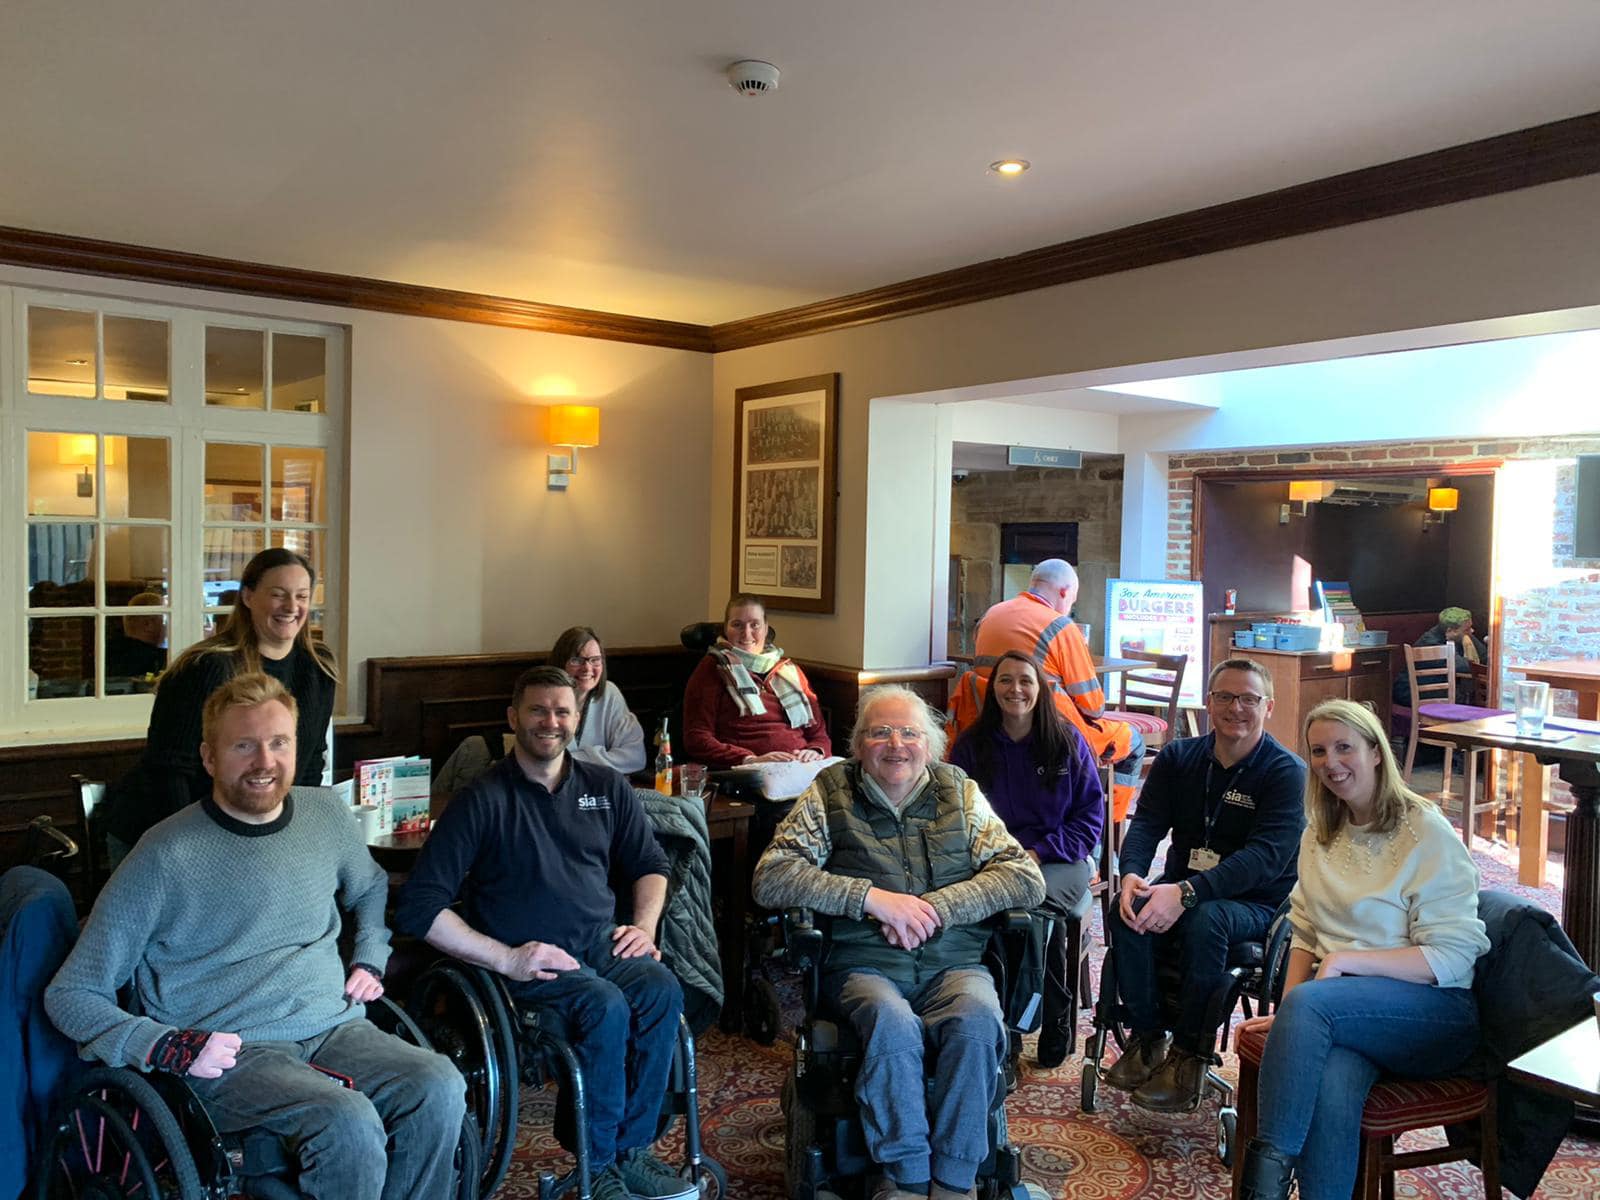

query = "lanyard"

[{"left": 1200, "top": 749, "right": 1249, "bottom": 849}]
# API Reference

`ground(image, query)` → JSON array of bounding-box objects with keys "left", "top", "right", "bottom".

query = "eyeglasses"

[
  {"left": 566, "top": 655, "right": 604, "bottom": 669},
  {"left": 1209, "top": 690, "right": 1265, "bottom": 709},
  {"left": 863, "top": 725, "right": 926, "bottom": 743}
]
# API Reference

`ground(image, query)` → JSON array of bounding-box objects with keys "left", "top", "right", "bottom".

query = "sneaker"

[
  {"left": 589, "top": 1164, "right": 635, "bottom": 1200},
  {"left": 1103, "top": 1031, "right": 1171, "bottom": 1091},
  {"left": 869, "top": 1173, "right": 930, "bottom": 1200},
  {"left": 617, "top": 1147, "right": 698, "bottom": 1200}
]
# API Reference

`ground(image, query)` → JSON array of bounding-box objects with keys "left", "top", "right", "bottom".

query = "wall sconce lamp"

[
  {"left": 1423, "top": 485, "right": 1459, "bottom": 529},
  {"left": 58, "top": 433, "right": 112, "bottom": 498},
  {"left": 1281, "top": 479, "right": 1329, "bottom": 522},
  {"left": 546, "top": 405, "right": 600, "bottom": 491}
]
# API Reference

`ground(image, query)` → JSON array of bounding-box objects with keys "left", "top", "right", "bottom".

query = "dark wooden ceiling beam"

[{"left": 2, "top": 112, "right": 1596, "bottom": 354}]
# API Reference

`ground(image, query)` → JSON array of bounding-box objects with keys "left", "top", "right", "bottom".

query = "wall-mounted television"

[{"left": 1578, "top": 454, "right": 1600, "bottom": 560}]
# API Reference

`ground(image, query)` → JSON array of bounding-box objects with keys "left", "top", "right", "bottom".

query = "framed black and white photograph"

[{"left": 731, "top": 373, "right": 838, "bottom": 613}]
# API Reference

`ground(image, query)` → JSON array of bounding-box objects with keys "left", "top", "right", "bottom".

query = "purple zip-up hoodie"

[{"left": 949, "top": 725, "right": 1104, "bottom": 864}]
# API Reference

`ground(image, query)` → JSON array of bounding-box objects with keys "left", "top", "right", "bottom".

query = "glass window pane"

[
  {"left": 27, "top": 432, "right": 98, "bottom": 517},
  {"left": 272, "top": 334, "right": 327, "bottom": 413},
  {"left": 271, "top": 447, "right": 327, "bottom": 523},
  {"left": 271, "top": 529, "right": 325, "bottom": 601},
  {"left": 202, "top": 527, "right": 263, "bottom": 607},
  {"left": 106, "top": 598, "right": 168, "bottom": 693},
  {"left": 205, "top": 327, "right": 265, "bottom": 408},
  {"left": 104, "top": 316, "right": 170, "bottom": 402},
  {"left": 27, "top": 523, "right": 97, "bottom": 603},
  {"left": 106, "top": 436, "right": 171, "bottom": 519},
  {"left": 103, "top": 527, "right": 171, "bottom": 605},
  {"left": 27, "top": 307, "right": 96, "bottom": 398},
  {"left": 205, "top": 442, "right": 264, "bottom": 520},
  {"left": 29, "top": 615, "right": 96, "bottom": 699}
]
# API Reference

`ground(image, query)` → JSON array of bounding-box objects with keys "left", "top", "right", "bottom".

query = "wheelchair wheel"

[
  {"left": 461, "top": 967, "right": 522, "bottom": 1198},
  {"left": 454, "top": 1112, "right": 484, "bottom": 1200},
  {"left": 1080, "top": 1061, "right": 1100, "bottom": 1113},
  {"left": 1217, "top": 1106, "right": 1238, "bottom": 1168},
  {"left": 408, "top": 963, "right": 512, "bottom": 1200},
  {"left": 780, "top": 1073, "right": 817, "bottom": 1200},
  {"left": 36, "top": 1067, "right": 203, "bottom": 1200},
  {"left": 743, "top": 975, "right": 782, "bottom": 1045},
  {"left": 679, "top": 1155, "right": 728, "bottom": 1199}
]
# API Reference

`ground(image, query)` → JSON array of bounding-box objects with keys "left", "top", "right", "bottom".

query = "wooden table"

[
  {"left": 1516, "top": 660, "right": 1600, "bottom": 722},
  {"left": 1507, "top": 1016, "right": 1600, "bottom": 1108},
  {"left": 1094, "top": 655, "right": 1143, "bottom": 677},
  {"left": 705, "top": 793, "right": 756, "bottom": 1033},
  {"left": 1425, "top": 714, "right": 1600, "bottom": 969},
  {"left": 368, "top": 829, "right": 429, "bottom": 875}
]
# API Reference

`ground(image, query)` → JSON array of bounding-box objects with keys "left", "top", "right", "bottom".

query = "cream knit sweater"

[{"left": 1288, "top": 800, "right": 1489, "bottom": 989}]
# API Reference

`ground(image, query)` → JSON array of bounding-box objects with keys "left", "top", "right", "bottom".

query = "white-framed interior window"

[{"left": 0, "top": 286, "right": 346, "bottom": 736}]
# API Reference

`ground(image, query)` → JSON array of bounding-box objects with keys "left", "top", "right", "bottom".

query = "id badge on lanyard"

[{"left": 1188, "top": 846, "right": 1221, "bottom": 870}]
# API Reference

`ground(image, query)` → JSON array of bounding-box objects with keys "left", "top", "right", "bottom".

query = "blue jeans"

[
  {"left": 187, "top": 1018, "right": 466, "bottom": 1200},
  {"left": 823, "top": 967, "right": 1005, "bottom": 1191},
  {"left": 1108, "top": 894, "right": 1274, "bottom": 1053},
  {"left": 508, "top": 927, "right": 684, "bottom": 1168},
  {"left": 1257, "top": 977, "right": 1479, "bottom": 1200}
]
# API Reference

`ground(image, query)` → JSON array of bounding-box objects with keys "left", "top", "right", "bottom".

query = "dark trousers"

[
  {"left": 508, "top": 927, "right": 684, "bottom": 1168},
  {"left": 1107, "top": 894, "right": 1274, "bottom": 1053},
  {"left": 1038, "top": 858, "right": 1094, "bottom": 1036}
]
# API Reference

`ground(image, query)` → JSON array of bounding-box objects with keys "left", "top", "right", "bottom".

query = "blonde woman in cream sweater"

[{"left": 1236, "top": 699, "right": 1490, "bottom": 1200}]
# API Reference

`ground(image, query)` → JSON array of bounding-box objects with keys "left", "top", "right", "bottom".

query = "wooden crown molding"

[
  {"left": 2, "top": 112, "right": 1596, "bottom": 353},
  {"left": 708, "top": 110, "right": 1600, "bottom": 351},
  {"left": 0, "top": 227, "right": 714, "bottom": 352}
]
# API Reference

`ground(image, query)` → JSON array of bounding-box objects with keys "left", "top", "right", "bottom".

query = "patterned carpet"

[{"left": 499, "top": 833, "right": 1600, "bottom": 1199}]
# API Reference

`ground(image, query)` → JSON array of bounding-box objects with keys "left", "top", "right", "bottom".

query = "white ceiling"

[{"left": 3, "top": 1, "right": 1599, "bottom": 325}]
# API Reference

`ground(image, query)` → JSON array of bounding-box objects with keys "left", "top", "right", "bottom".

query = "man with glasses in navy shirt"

[{"left": 1104, "top": 658, "right": 1306, "bottom": 1113}]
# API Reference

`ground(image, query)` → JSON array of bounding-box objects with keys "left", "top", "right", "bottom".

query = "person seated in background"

[
  {"left": 1392, "top": 605, "right": 1487, "bottom": 706},
  {"left": 104, "top": 591, "right": 168, "bottom": 684},
  {"left": 46, "top": 673, "right": 465, "bottom": 1200},
  {"left": 753, "top": 685, "right": 1044, "bottom": 1200},
  {"left": 948, "top": 559, "right": 1144, "bottom": 821},
  {"left": 1235, "top": 699, "right": 1489, "bottom": 1200},
  {"left": 434, "top": 625, "right": 647, "bottom": 796},
  {"left": 1106, "top": 658, "right": 1305, "bottom": 1113},
  {"left": 397, "top": 666, "right": 694, "bottom": 1200},
  {"left": 949, "top": 649, "right": 1103, "bottom": 1069},
  {"left": 682, "top": 594, "right": 831, "bottom": 767}
]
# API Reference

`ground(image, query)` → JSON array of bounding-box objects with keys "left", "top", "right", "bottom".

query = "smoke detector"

[{"left": 727, "top": 59, "right": 780, "bottom": 97}]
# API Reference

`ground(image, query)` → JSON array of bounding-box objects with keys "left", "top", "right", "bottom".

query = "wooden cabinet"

[{"left": 1207, "top": 616, "right": 1398, "bottom": 749}]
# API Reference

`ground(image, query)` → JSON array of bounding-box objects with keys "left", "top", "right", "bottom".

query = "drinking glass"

[
  {"left": 1514, "top": 680, "right": 1550, "bottom": 738},
  {"left": 680, "top": 763, "right": 708, "bottom": 802}
]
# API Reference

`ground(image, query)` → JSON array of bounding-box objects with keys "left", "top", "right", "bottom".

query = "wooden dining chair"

[
  {"left": 1402, "top": 644, "right": 1509, "bottom": 845},
  {"left": 1103, "top": 649, "right": 1189, "bottom": 753}
]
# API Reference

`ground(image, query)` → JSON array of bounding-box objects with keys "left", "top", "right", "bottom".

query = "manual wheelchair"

[
  {"left": 778, "top": 907, "right": 1052, "bottom": 1200},
  {"left": 33, "top": 994, "right": 479, "bottom": 1200},
  {"left": 406, "top": 957, "right": 727, "bottom": 1200},
  {"left": 1079, "top": 896, "right": 1293, "bottom": 1166}
]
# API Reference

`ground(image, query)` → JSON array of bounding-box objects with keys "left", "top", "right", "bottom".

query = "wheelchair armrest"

[
  {"left": 1258, "top": 897, "right": 1296, "bottom": 1011},
  {"left": 783, "top": 907, "right": 827, "bottom": 1016},
  {"left": 992, "top": 908, "right": 1034, "bottom": 934}
]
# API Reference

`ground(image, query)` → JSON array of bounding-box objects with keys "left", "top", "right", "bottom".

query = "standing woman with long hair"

[
  {"left": 949, "top": 649, "right": 1104, "bottom": 1069},
  {"left": 1236, "top": 698, "right": 1489, "bottom": 1200},
  {"left": 101, "top": 547, "right": 339, "bottom": 862}
]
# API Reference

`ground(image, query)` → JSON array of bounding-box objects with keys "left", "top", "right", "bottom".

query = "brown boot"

[
  {"left": 869, "top": 1173, "right": 927, "bottom": 1200},
  {"left": 1132, "top": 1046, "right": 1208, "bottom": 1112},
  {"left": 1103, "top": 1031, "right": 1171, "bottom": 1091}
]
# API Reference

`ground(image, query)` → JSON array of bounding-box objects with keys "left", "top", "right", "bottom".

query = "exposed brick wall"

[{"left": 1164, "top": 435, "right": 1600, "bottom": 716}]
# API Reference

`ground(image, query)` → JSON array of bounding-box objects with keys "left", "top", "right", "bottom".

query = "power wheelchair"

[
  {"left": 779, "top": 907, "right": 1053, "bottom": 1200},
  {"left": 1079, "top": 895, "right": 1293, "bottom": 1166},
  {"left": 33, "top": 994, "right": 480, "bottom": 1200},
  {"left": 406, "top": 957, "right": 726, "bottom": 1200}
]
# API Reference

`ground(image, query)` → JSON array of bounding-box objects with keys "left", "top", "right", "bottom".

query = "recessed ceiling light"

[
  {"left": 989, "top": 158, "right": 1030, "bottom": 177},
  {"left": 65, "top": 358, "right": 89, "bottom": 365},
  {"left": 235, "top": 387, "right": 247, "bottom": 393}
]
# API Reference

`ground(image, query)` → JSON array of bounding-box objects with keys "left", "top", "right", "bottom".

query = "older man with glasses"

[
  {"left": 1104, "top": 658, "right": 1307, "bottom": 1113},
  {"left": 753, "top": 685, "right": 1044, "bottom": 1200}
]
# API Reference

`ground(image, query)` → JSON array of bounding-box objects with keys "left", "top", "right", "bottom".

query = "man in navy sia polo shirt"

[
  {"left": 1104, "top": 657, "right": 1306, "bottom": 1113},
  {"left": 397, "top": 665, "right": 693, "bottom": 1200}
]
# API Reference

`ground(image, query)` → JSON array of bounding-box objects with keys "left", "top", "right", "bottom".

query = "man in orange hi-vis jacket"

[{"left": 948, "top": 559, "right": 1145, "bottom": 818}]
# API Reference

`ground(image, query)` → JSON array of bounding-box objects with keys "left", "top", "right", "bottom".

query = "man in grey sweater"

[{"left": 46, "top": 672, "right": 465, "bottom": 1200}]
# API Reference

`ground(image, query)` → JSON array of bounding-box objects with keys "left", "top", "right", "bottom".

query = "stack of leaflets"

[
  {"left": 1314, "top": 580, "right": 1367, "bottom": 647},
  {"left": 354, "top": 756, "right": 433, "bottom": 834}
]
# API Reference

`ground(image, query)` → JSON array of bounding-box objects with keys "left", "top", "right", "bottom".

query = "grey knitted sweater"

[{"left": 46, "top": 786, "right": 391, "bottom": 1070}]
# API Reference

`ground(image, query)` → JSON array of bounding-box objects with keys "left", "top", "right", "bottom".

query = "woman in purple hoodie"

[{"left": 950, "top": 649, "right": 1105, "bottom": 1068}]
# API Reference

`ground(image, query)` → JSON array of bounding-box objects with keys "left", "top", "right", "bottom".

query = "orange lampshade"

[
  {"left": 548, "top": 405, "right": 600, "bottom": 448},
  {"left": 1288, "top": 480, "right": 1325, "bottom": 502},
  {"left": 1428, "top": 486, "right": 1459, "bottom": 513}
]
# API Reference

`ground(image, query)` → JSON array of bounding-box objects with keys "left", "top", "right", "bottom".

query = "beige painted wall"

[
  {"left": 711, "top": 174, "right": 1600, "bottom": 668},
  {"left": 2, "top": 264, "right": 714, "bottom": 722}
]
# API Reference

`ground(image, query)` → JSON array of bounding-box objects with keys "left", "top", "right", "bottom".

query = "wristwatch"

[{"left": 1178, "top": 879, "right": 1199, "bottom": 909}]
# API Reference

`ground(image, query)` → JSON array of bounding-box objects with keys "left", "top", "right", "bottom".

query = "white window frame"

[{"left": 0, "top": 284, "right": 346, "bottom": 738}]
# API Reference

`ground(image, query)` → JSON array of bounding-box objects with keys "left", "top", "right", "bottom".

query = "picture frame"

[{"left": 731, "top": 373, "right": 839, "bottom": 613}]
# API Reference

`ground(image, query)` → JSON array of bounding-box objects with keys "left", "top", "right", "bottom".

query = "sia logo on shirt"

[{"left": 576, "top": 795, "right": 612, "bottom": 811}]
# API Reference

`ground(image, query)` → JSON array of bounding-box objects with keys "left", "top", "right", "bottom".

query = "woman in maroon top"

[{"left": 682, "top": 595, "right": 831, "bottom": 768}]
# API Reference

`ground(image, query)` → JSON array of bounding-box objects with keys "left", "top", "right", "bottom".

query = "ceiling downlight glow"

[{"left": 989, "top": 158, "right": 1030, "bottom": 177}]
